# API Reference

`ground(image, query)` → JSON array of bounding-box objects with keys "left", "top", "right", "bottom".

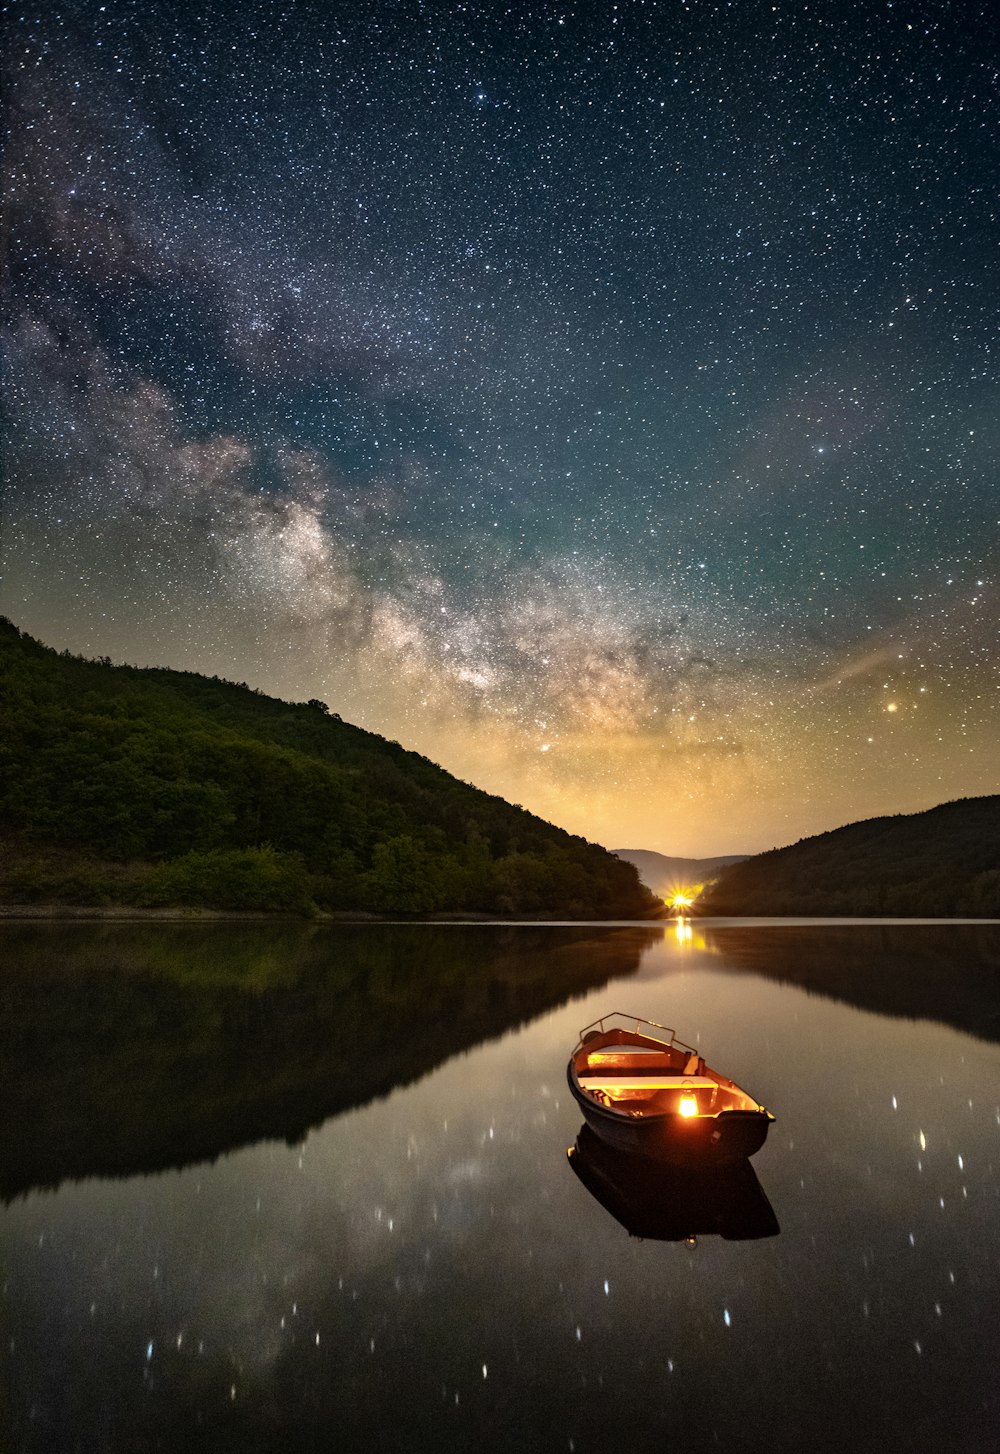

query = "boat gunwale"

[{"left": 567, "top": 1064, "right": 771, "bottom": 1126}]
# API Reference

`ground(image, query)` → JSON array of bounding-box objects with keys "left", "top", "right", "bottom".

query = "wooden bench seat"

[
  {"left": 584, "top": 1053, "right": 703, "bottom": 1077},
  {"left": 577, "top": 1075, "right": 717, "bottom": 1092}
]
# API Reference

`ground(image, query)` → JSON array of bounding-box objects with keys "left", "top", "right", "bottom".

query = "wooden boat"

[
  {"left": 567, "top": 1012, "right": 774, "bottom": 1166},
  {"left": 567, "top": 1124, "right": 779, "bottom": 1241}
]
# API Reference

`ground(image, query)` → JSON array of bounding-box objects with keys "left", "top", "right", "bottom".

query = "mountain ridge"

[{"left": 612, "top": 848, "right": 747, "bottom": 898}]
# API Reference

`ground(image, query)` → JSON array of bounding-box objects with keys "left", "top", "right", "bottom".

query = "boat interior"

[{"left": 572, "top": 1029, "right": 760, "bottom": 1117}]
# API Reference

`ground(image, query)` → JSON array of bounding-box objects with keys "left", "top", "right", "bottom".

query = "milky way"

[{"left": 3, "top": 0, "right": 998, "bottom": 853}]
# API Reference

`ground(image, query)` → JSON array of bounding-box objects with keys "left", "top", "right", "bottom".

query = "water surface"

[{"left": 3, "top": 920, "right": 999, "bottom": 1452}]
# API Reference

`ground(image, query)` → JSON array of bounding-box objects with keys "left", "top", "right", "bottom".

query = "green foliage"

[
  {"left": 700, "top": 797, "right": 1000, "bottom": 918},
  {"left": 0, "top": 619, "right": 660, "bottom": 918},
  {"left": 363, "top": 835, "right": 445, "bottom": 914},
  {"left": 141, "top": 847, "right": 313, "bottom": 911}
]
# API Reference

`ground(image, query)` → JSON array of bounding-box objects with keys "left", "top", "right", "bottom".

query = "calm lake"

[{"left": 3, "top": 920, "right": 1000, "bottom": 1452}]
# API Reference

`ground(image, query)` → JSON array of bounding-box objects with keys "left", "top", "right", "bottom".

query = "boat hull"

[{"left": 567, "top": 1064, "right": 772, "bottom": 1167}]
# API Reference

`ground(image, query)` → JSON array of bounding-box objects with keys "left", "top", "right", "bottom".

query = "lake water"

[{"left": 2, "top": 920, "right": 1000, "bottom": 1452}]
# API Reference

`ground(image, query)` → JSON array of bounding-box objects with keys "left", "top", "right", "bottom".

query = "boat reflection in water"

[{"left": 567, "top": 1124, "right": 780, "bottom": 1242}]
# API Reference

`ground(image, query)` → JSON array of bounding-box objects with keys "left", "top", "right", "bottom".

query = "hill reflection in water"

[
  {"left": 5, "top": 920, "right": 1000, "bottom": 1200},
  {"left": 1, "top": 922, "right": 660, "bottom": 1200},
  {"left": 700, "top": 921, "right": 1000, "bottom": 1044}
]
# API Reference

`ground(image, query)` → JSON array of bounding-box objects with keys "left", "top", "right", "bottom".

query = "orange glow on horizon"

[{"left": 667, "top": 884, "right": 702, "bottom": 911}]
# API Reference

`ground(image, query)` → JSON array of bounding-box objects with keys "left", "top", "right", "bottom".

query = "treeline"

[
  {"left": 0, "top": 619, "right": 660, "bottom": 918},
  {"left": 700, "top": 796, "right": 1000, "bottom": 917}
]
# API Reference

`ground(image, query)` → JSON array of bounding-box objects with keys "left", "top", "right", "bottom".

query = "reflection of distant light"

[{"left": 919, "top": 1130, "right": 926, "bottom": 1150}]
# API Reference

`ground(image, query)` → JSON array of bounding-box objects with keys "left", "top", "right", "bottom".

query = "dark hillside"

[
  {"left": 700, "top": 797, "right": 1000, "bottom": 917},
  {"left": 0, "top": 620, "right": 660, "bottom": 919}
]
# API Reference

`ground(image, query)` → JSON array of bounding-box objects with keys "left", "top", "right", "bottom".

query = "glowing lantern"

[{"left": 679, "top": 1096, "right": 698, "bottom": 1118}]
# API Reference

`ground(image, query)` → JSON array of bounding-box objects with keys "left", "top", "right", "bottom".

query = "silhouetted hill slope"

[
  {"left": 0, "top": 620, "right": 660, "bottom": 919},
  {"left": 699, "top": 797, "right": 1000, "bottom": 917},
  {"left": 614, "top": 848, "right": 746, "bottom": 898}
]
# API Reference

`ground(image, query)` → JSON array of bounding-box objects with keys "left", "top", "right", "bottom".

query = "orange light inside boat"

[{"left": 679, "top": 1096, "right": 698, "bottom": 1118}]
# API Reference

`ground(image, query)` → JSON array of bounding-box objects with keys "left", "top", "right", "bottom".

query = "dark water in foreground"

[{"left": 2, "top": 920, "right": 1000, "bottom": 1453}]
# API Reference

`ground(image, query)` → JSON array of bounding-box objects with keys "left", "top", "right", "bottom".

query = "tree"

[{"left": 363, "top": 835, "right": 441, "bottom": 914}]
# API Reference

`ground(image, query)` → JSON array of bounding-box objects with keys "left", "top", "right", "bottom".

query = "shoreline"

[
  {"left": 1, "top": 905, "right": 997, "bottom": 926},
  {"left": 0, "top": 903, "right": 668, "bottom": 924}
]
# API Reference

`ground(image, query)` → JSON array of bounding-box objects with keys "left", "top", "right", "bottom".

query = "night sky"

[{"left": 3, "top": 0, "right": 998, "bottom": 855}]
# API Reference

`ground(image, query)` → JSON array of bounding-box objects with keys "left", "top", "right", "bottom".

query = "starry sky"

[{"left": 3, "top": 0, "right": 998, "bottom": 856}]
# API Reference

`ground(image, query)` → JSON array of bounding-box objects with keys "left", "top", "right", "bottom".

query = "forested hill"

[
  {"left": 0, "top": 620, "right": 661, "bottom": 919},
  {"left": 699, "top": 797, "right": 1000, "bottom": 918}
]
